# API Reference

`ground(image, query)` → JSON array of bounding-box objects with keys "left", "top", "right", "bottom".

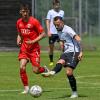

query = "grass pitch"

[{"left": 0, "top": 51, "right": 100, "bottom": 100}]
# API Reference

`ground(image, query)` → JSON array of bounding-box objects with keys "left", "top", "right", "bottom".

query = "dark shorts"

[
  {"left": 60, "top": 52, "right": 80, "bottom": 69},
  {"left": 49, "top": 34, "right": 60, "bottom": 44}
]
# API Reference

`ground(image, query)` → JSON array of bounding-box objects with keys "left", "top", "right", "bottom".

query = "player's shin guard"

[
  {"left": 52, "top": 63, "right": 62, "bottom": 74},
  {"left": 67, "top": 75, "right": 77, "bottom": 92},
  {"left": 20, "top": 68, "right": 28, "bottom": 86}
]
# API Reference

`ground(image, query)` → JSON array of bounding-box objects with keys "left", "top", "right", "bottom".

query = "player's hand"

[
  {"left": 78, "top": 52, "right": 83, "bottom": 61},
  {"left": 25, "top": 40, "right": 34, "bottom": 44},
  {"left": 17, "top": 34, "right": 22, "bottom": 46},
  {"left": 48, "top": 32, "right": 52, "bottom": 37},
  {"left": 17, "top": 41, "right": 22, "bottom": 46}
]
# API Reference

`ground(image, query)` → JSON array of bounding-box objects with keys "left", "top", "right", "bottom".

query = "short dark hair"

[
  {"left": 54, "top": 16, "right": 63, "bottom": 21},
  {"left": 53, "top": 0, "right": 60, "bottom": 5},
  {"left": 20, "top": 4, "right": 29, "bottom": 10}
]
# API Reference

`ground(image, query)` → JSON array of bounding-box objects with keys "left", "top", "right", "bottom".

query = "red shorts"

[{"left": 18, "top": 49, "right": 40, "bottom": 67}]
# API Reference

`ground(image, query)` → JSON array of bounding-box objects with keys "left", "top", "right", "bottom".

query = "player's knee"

[
  {"left": 20, "top": 64, "right": 26, "bottom": 70},
  {"left": 49, "top": 48, "right": 53, "bottom": 53},
  {"left": 49, "top": 45, "right": 54, "bottom": 50},
  {"left": 66, "top": 72, "right": 73, "bottom": 76},
  {"left": 66, "top": 69, "right": 73, "bottom": 76},
  {"left": 57, "top": 59, "right": 65, "bottom": 65}
]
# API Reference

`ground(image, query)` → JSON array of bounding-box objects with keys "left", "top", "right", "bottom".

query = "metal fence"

[
  {"left": 32, "top": 0, "right": 100, "bottom": 51},
  {"left": 0, "top": 0, "right": 100, "bottom": 51}
]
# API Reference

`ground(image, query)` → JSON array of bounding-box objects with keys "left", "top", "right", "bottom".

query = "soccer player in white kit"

[
  {"left": 46, "top": 0, "right": 64, "bottom": 66},
  {"left": 42, "top": 16, "right": 83, "bottom": 98}
]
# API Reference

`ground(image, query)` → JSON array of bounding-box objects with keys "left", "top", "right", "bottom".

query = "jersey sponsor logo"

[{"left": 21, "top": 29, "right": 30, "bottom": 34}]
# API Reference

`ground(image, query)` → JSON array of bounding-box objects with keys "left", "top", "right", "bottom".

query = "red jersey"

[{"left": 16, "top": 16, "right": 44, "bottom": 52}]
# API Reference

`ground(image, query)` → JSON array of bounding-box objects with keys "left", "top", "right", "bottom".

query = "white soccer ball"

[{"left": 30, "top": 85, "right": 42, "bottom": 97}]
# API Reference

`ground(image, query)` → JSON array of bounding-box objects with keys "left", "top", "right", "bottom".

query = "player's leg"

[
  {"left": 65, "top": 52, "right": 79, "bottom": 98},
  {"left": 50, "top": 52, "right": 67, "bottom": 74},
  {"left": 41, "top": 53, "right": 66, "bottom": 76},
  {"left": 65, "top": 67, "right": 78, "bottom": 98},
  {"left": 19, "top": 59, "right": 29, "bottom": 94},
  {"left": 49, "top": 34, "right": 60, "bottom": 66},
  {"left": 49, "top": 43, "right": 54, "bottom": 66},
  {"left": 41, "top": 59, "right": 65, "bottom": 76},
  {"left": 49, "top": 34, "right": 59, "bottom": 66},
  {"left": 30, "top": 50, "right": 49, "bottom": 74}
]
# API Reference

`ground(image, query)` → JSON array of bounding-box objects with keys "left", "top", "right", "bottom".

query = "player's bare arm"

[
  {"left": 78, "top": 51, "right": 83, "bottom": 61},
  {"left": 46, "top": 19, "right": 52, "bottom": 37},
  {"left": 25, "top": 32, "right": 46, "bottom": 44},
  {"left": 17, "top": 33, "right": 22, "bottom": 46},
  {"left": 59, "top": 41, "right": 64, "bottom": 52},
  {"left": 74, "top": 35, "right": 83, "bottom": 60},
  {"left": 74, "top": 35, "right": 81, "bottom": 42}
]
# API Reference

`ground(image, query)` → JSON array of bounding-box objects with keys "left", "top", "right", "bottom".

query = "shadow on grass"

[{"left": 48, "top": 94, "right": 88, "bottom": 99}]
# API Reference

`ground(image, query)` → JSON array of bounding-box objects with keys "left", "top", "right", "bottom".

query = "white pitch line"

[
  {"left": 76, "top": 75, "right": 100, "bottom": 79},
  {"left": 0, "top": 86, "right": 100, "bottom": 93},
  {"left": 0, "top": 75, "right": 100, "bottom": 92},
  {"left": 45, "top": 74, "right": 100, "bottom": 83},
  {"left": 46, "top": 87, "right": 100, "bottom": 90},
  {"left": 0, "top": 89, "right": 21, "bottom": 92},
  {"left": 77, "top": 81, "right": 100, "bottom": 85}
]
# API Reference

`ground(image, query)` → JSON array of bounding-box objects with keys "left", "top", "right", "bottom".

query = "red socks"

[
  {"left": 38, "top": 67, "right": 45, "bottom": 73},
  {"left": 20, "top": 68, "right": 28, "bottom": 86},
  {"left": 32, "top": 62, "right": 45, "bottom": 73}
]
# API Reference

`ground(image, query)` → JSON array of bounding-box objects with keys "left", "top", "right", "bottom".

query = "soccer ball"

[{"left": 29, "top": 85, "right": 42, "bottom": 97}]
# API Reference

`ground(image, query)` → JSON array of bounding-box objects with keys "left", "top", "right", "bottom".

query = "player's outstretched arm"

[
  {"left": 25, "top": 32, "right": 46, "bottom": 44},
  {"left": 74, "top": 35, "right": 83, "bottom": 60}
]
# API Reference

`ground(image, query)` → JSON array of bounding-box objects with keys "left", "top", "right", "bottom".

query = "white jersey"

[
  {"left": 58, "top": 25, "right": 80, "bottom": 53},
  {"left": 46, "top": 9, "right": 64, "bottom": 34}
]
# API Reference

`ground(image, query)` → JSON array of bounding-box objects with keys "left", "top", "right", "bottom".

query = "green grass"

[
  {"left": 82, "top": 36, "right": 100, "bottom": 50},
  {"left": 0, "top": 51, "right": 100, "bottom": 100}
]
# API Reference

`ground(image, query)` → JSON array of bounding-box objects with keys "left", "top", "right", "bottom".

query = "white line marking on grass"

[
  {"left": 46, "top": 74, "right": 100, "bottom": 82},
  {"left": 0, "top": 75, "right": 100, "bottom": 93},
  {"left": 0, "top": 86, "right": 100, "bottom": 93},
  {"left": 78, "top": 81, "right": 100, "bottom": 85},
  {"left": 0, "top": 89, "right": 21, "bottom": 92},
  {"left": 76, "top": 75, "right": 100, "bottom": 79},
  {"left": 46, "top": 87, "right": 100, "bottom": 90}
]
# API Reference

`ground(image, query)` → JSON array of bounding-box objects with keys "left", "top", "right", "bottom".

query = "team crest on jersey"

[{"left": 19, "top": 23, "right": 23, "bottom": 28}]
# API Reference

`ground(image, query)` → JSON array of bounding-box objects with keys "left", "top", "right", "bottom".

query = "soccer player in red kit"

[{"left": 16, "top": 4, "right": 49, "bottom": 94}]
